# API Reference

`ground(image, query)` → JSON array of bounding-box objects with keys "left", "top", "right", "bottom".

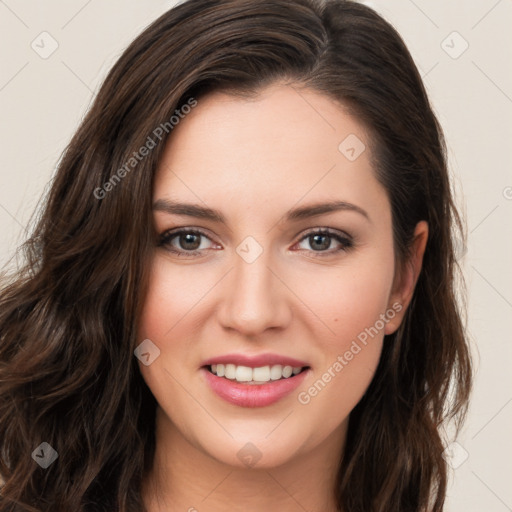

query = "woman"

[{"left": 0, "top": 0, "right": 472, "bottom": 510}]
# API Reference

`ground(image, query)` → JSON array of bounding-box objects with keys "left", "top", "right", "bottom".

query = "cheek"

[
  {"left": 136, "top": 257, "right": 198, "bottom": 389},
  {"left": 137, "top": 256, "right": 211, "bottom": 342},
  {"left": 135, "top": 257, "right": 205, "bottom": 422},
  {"left": 291, "top": 252, "right": 393, "bottom": 428},
  {"left": 293, "top": 253, "right": 395, "bottom": 350}
]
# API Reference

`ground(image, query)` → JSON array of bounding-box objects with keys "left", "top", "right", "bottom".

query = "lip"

[
  {"left": 201, "top": 352, "right": 309, "bottom": 369},
  {"left": 201, "top": 366, "right": 310, "bottom": 408}
]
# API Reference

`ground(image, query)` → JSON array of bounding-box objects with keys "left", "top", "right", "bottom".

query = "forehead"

[
  {"left": 153, "top": 83, "right": 389, "bottom": 224},
  {"left": 160, "top": 82, "right": 365, "bottom": 162}
]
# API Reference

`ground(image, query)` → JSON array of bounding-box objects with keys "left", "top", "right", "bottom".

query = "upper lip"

[{"left": 201, "top": 353, "right": 309, "bottom": 369}]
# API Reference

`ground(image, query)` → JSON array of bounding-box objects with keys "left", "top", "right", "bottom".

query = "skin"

[{"left": 137, "top": 82, "right": 428, "bottom": 512}]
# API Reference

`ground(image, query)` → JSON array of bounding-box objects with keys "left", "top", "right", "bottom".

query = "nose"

[{"left": 216, "top": 246, "right": 292, "bottom": 337}]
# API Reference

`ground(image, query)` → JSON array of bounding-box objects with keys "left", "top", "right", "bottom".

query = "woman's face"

[{"left": 137, "top": 83, "right": 419, "bottom": 469}]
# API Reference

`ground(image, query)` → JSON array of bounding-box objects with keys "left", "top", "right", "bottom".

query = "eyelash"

[{"left": 157, "top": 227, "right": 354, "bottom": 258}]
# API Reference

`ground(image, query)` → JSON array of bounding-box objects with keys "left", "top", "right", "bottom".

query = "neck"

[{"left": 141, "top": 406, "right": 346, "bottom": 512}]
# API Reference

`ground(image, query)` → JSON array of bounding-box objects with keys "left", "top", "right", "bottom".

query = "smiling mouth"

[{"left": 205, "top": 364, "right": 310, "bottom": 384}]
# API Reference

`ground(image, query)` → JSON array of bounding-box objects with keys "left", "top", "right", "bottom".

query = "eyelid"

[
  {"left": 293, "top": 227, "right": 354, "bottom": 256},
  {"left": 297, "top": 226, "right": 352, "bottom": 241},
  {"left": 158, "top": 226, "right": 354, "bottom": 257},
  {"left": 158, "top": 227, "right": 218, "bottom": 253}
]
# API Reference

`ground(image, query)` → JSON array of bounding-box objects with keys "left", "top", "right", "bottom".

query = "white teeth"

[
  {"left": 235, "top": 365, "right": 253, "bottom": 382},
  {"left": 225, "top": 364, "right": 236, "bottom": 380},
  {"left": 209, "top": 363, "right": 304, "bottom": 383},
  {"left": 253, "top": 366, "right": 271, "bottom": 382},
  {"left": 270, "top": 364, "right": 283, "bottom": 380},
  {"left": 282, "top": 365, "right": 293, "bottom": 378}
]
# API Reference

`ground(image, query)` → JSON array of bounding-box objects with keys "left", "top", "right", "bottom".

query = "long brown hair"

[{"left": 0, "top": 1, "right": 472, "bottom": 510}]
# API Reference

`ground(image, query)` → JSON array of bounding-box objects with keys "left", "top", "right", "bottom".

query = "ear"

[{"left": 385, "top": 220, "right": 429, "bottom": 335}]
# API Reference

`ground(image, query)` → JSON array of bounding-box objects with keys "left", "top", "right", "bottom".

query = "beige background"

[{"left": 1, "top": 0, "right": 511, "bottom": 509}]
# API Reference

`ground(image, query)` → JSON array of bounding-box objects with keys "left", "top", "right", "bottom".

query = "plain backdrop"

[{"left": 1, "top": 1, "right": 511, "bottom": 510}]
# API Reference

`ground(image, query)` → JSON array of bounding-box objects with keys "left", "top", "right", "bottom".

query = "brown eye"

[
  {"left": 295, "top": 229, "right": 353, "bottom": 256},
  {"left": 176, "top": 232, "right": 202, "bottom": 250},
  {"left": 158, "top": 229, "right": 215, "bottom": 257},
  {"left": 308, "top": 233, "right": 332, "bottom": 251}
]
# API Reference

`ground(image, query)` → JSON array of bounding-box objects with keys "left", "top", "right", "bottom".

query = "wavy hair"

[{"left": 0, "top": 0, "right": 472, "bottom": 510}]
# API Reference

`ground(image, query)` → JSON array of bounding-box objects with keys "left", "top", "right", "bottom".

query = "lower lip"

[{"left": 201, "top": 367, "right": 310, "bottom": 408}]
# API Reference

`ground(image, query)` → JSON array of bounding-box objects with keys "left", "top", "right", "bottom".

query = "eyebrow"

[{"left": 152, "top": 198, "right": 370, "bottom": 224}]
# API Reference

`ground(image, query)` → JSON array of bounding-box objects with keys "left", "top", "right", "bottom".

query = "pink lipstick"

[{"left": 200, "top": 352, "right": 310, "bottom": 408}]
